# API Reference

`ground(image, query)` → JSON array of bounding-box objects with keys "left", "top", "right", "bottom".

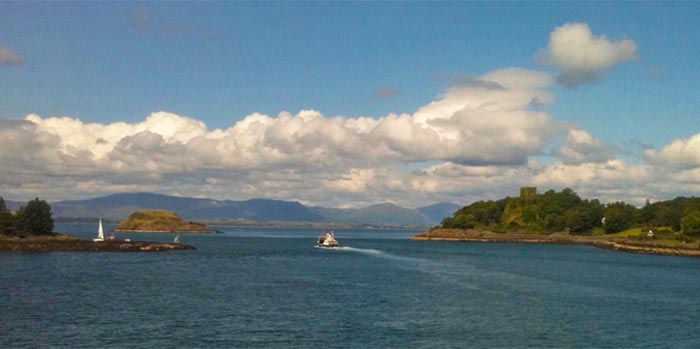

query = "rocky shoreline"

[
  {"left": 411, "top": 229, "right": 700, "bottom": 258},
  {"left": 0, "top": 234, "right": 195, "bottom": 253}
]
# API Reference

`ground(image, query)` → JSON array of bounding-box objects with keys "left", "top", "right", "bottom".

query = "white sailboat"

[
  {"left": 174, "top": 235, "right": 181, "bottom": 244},
  {"left": 93, "top": 218, "right": 105, "bottom": 242}
]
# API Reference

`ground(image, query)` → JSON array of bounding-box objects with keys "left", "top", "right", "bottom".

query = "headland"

[{"left": 411, "top": 228, "right": 700, "bottom": 258}]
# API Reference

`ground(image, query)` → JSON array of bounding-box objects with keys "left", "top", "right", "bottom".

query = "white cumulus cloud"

[
  {"left": 644, "top": 133, "right": 700, "bottom": 168},
  {"left": 540, "top": 23, "right": 637, "bottom": 87},
  {"left": 558, "top": 128, "right": 614, "bottom": 164}
]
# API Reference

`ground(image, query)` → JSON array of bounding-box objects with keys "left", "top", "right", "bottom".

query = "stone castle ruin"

[{"left": 520, "top": 187, "right": 537, "bottom": 198}]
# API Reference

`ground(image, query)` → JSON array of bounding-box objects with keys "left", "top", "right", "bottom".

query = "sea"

[{"left": 2, "top": 222, "right": 700, "bottom": 348}]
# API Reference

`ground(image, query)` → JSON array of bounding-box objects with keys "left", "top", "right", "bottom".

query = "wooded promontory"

[{"left": 413, "top": 188, "right": 700, "bottom": 257}]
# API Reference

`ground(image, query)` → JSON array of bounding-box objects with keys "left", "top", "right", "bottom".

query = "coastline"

[
  {"left": 411, "top": 229, "right": 700, "bottom": 258},
  {"left": 0, "top": 234, "right": 195, "bottom": 253}
]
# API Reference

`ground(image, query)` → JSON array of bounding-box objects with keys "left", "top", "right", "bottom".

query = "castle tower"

[{"left": 520, "top": 186, "right": 537, "bottom": 198}]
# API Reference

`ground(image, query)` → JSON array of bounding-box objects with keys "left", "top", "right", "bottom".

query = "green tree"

[
  {"left": 681, "top": 210, "right": 700, "bottom": 236},
  {"left": 647, "top": 197, "right": 700, "bottom": 231},
  {"left": 563, "top": 207, "right": 582, "bottom": 234},
  {"left": 604, "top": 202, "right": 638, "bottom": 234},
  {"left": 654, "top": 205, "right": 679, "bottom": 230},
  {"left": 445, "top": 199, "right": 505, "bottom": 229},
  {"left": 538, "top": 188, "right": 591, "bottom": 233},
  {"left": 556, "top": 188, "right": 584, "bottom": 210},
  {"left": 469, "top": 201, "right": 502, "bottom": 225},
  {"left": 453, "top": 214, "right": 476, "bottom": 229},
  {"left": 19, "top": 198, "right": 54, "bottom": 235},
  {"left": 639, "top": 199, "right": 654, "bottom": 227},
  {"left": 563, "top": 200, "right": 603, "bottom": 234},
  {"left": 441, "top": 216, "right": 455, "bottom": 228}
]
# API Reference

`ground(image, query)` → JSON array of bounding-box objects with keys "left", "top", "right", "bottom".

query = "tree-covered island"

[
  {"left": 0, "top": 197, "right": 194, "bottom": 253},
  {"left": 413, "top": 187, "right": 700, "bottom": 257}
]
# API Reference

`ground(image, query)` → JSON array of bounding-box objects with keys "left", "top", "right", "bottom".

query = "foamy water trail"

[
  {"left": 323, "top": 246, "right": 420, "bottom": 262},
  {"left": 326, "top": 245, "right": 682, "bottom": 304},
  {"left": 336, "top": 246, "right": 385, "bottom": 255},
  {"left": 325, "top": 245, "right": 435, "bottom": 265},
  {"left": 317, "top": 244, "right": 481, "bottom": 290}
]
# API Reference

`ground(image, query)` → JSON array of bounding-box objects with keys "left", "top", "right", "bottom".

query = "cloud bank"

[
  {"left": 540, "top": 23, "right": 637, "bottom": 87},
  {"left": 2, "top": 23, "right": 695, "bottom": 208},
  {"left": 13, "top": 68, "right": 564, "bottom": 172},
  {"left": 1, "top": 65, "right": 695, "bottom": 207}
]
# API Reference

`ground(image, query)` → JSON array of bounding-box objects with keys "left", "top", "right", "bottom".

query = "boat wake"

[
  {"left": 336, "top": 246, "right": 384, "bottom": 255},
  {"left": 314, "top": 245, "right": 384, "bottom": 255},
  {"left": 320, "top": 244, "right": 486, "bottom": 288},
  {"left": 314, "top": 244, "right": 480, "bottom": 290},
  {"left": 319, "top": 245, "right": 426, "bottom": 264}
]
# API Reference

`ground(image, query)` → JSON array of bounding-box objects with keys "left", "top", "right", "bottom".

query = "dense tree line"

[
  {"left": 441, "top": 188, "right": 700, "bottom": 236},
  {"left": 0, "top": 197, "right": 54, "bottom": 235}
]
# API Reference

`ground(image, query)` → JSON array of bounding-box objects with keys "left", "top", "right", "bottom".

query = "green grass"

[
  {"left": 591, "top": 227, "right": 606, "bottom": 236},
  {"left": 612, "top": 228, "right": 642, "bottom": 237},
  {"left": 652, "top": 239, "right": 686, "bottom": 247}
]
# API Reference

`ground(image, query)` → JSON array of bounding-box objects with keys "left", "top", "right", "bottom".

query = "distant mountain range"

[{"left": 2, "top": 193, "right": 461, "bottom": 227}]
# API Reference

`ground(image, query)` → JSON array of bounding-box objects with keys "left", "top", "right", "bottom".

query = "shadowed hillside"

[
  {"left": 38, "top": 192, "right": 441, "bottom": 227},
  {"left": 416, "top": 202, "right": 461, "bottom": 225},
  {"left": 309, "top": 203, "right": 432, "bottom": 226}
]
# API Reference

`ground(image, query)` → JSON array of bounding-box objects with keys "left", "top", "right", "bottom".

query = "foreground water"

[{"left": 2, "top": 223, "right": 700, "bottom": 348}]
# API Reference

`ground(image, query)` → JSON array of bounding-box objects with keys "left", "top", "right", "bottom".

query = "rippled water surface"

[{"left": 2, "top": 223, "right": 700, "bottom": 348}]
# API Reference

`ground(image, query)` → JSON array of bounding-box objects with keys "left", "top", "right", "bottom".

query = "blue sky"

[{"left": 1, "top": 3, "right": 700, "bottom": 207}]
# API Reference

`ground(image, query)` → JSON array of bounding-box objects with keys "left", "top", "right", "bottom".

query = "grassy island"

[
  {"left": 413, "top": 187, "right": 700, "bottom": 258},
  {"left": 115, "top": 210, "right": 215, "bottom": 233}
]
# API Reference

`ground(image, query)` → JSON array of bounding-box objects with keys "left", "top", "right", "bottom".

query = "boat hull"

[{"left": 317, "top": 231, "right": 339, "bottom": 248}]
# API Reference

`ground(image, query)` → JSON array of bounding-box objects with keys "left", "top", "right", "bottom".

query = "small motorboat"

[{"left": 317, "top": 231, "right": 339, "bottom": 248}]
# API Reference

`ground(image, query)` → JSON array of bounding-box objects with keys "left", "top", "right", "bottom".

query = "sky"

[{"left": 1, "top": 2, "right": 700, "bottom": 208}]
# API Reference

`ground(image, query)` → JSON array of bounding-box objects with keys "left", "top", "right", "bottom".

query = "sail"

[{"left": 98, "top": 219, "right": 105, "bottom": 240}]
